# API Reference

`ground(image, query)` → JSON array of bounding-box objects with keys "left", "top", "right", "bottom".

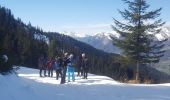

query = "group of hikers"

[{"left": 38, "top": 53, "right": 89, "bottom": 84}]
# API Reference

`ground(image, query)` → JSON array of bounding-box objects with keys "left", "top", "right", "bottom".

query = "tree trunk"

[{"left": 136, "top": 61, "right": 139, "bottom": 81}]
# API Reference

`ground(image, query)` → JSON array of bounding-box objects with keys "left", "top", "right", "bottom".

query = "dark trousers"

[
  {"left": 56, "top": 69, "right": 62, "bottom": 80},
  {"left": 48, "top": 68, "right": 53, "bottom": 77},
  {"left": 39, "top": 68, "right": 46, "bottom": 77},
  {"left": 60, "top": 67, "right": 67, "bottom": 84},
  {"left": 77, "top": 67, "right": 83, "bottom": 76},
  {"left": 83, "top": 68, "right": 88, "bottom": 79}
]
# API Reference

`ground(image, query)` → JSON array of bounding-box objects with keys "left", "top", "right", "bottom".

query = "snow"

[
  {"left": 34, "top": 33, "right": 49, "bottom": 44},
  {"left": 0, "top": 67, "right": 170, "bottom": 100},
  {"left": 17, "top": 67, "right": 119, "bottom": 85}
]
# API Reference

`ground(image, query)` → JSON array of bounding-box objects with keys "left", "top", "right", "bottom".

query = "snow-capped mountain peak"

[
  {"left": 60, "top": 26, "right": 170, "bottom": 54},
  {"left": 62, "top": 31, "right": 121, "bottom": 54}
]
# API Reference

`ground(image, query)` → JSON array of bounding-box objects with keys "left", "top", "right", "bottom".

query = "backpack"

[{"left": 54, "top": 62, "right": 60, "bottom": 69}]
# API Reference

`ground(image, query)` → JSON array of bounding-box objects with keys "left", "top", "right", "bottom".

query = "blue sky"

[{"left": 1, "top": 0, "right": 170, "bottom": 34}]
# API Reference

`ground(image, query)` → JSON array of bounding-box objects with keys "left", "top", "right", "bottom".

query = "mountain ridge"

[{"left": 62, "top": 26, "right": 170, "bottom": 54}]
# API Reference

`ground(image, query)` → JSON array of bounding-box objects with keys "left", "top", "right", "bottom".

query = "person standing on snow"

[
  {"left": 54, "top": 56, "right": 62, "bottom": 80},
  {"left": 81, "top": 53, "right": 89, "bottom": 79},
  {"left": 47, "top": 57, "right": 54, "bottom": 77},
  {"left": 38, "top": 56, "right": 44, "bottom": 77},
  {"left": 67, "top": 54, "right": 75, "bottom": 82},
  {"left": 43, "top": 56, "right": 48, "bottom": 77},
  {"left": 77, "top": 55, "right": 83, "bottom": 77},
  {"left": 60, "top": 53, "right": 69, "bottom": 84}
]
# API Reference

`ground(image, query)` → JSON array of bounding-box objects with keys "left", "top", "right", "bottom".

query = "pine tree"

[
  {"left": 111, "top": 0, "right": 166, "bottom": 81},
  {"left": 48, "top": 38, "right": 58, "bottom": 59}
]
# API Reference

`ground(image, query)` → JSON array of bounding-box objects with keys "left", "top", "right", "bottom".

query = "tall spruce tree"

[{"left": 111, "top": 0, "right": 166, "bottom": 81}]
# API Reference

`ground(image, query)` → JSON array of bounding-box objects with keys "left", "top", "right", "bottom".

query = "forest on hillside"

[{"left": 0, "top": 6, "right": 169, "bottom": 83}]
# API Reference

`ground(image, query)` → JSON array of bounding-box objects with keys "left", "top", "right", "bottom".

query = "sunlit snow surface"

[
  {"left": 0, "top": 67, "right": 170, "bottom": 100},
  {"left": 18, "top": 67, "right": 119, "bottom": 85}
]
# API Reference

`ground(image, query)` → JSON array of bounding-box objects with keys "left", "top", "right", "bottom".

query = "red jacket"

[{"left": 47, "top": 60, "right": 53, "bottom": 69}]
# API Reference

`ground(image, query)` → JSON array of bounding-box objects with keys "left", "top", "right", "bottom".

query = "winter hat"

[
  {"left": 2, "top": 55, "right": 8, "bottom": 62},
  {"left": 69, "top": 54, "right": 73, "bottom": 59},
  {"left": 82, "top": 53, "right": 85, "bottom": 57},
  {"left": 64, "top": 52, "right": 68, "bottom": 56}
]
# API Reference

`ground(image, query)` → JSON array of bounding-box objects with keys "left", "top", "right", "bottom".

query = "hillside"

[
  {"left": 0, "top": 6, "right": 120, "bottom": 79},
  {"left": 0, "top": 6, "right": 169, "bottom": 83},
  {"left": 0, "top": 67, "right": 170, "bottom": 100}
]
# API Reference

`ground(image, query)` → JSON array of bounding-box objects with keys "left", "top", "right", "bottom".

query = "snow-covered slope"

[
  {"left": 0, "top": 67, "right": 170, "bottom": 100},
  {"left": 18, "top": 67, "right": 119, "bottom": 85},
  {"left": 34, "top": 33, "right": 49, "bottom": 44}
]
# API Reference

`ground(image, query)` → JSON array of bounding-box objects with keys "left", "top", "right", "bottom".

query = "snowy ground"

[{"left": 0, "top": 67, "right": 170, "bottom": 100}]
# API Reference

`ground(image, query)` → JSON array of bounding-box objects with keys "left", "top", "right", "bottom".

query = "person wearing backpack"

[{"left": 67, "top": 54, "right": 75, "bottom": 82}]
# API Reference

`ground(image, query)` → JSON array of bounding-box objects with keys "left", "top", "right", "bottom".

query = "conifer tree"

[
  {"left": 48, "top": 38, "right": 57, "bottom": 59},
  {"left": 111, "top": 0, "right": 166, "bottom": 81}
]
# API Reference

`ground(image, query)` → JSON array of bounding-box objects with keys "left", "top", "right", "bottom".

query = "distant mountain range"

[
  {"left": 75, "top": 32, "right": 120, "bottom": 54},
  {"left": 62, "top": 31, "right": 120, "bottom": 54},
  {"left": 63, "top": 26, "right": 170, "bottom": 54},
  {"left": 62, "top": 26, "right": 170, "bottom": 75}
]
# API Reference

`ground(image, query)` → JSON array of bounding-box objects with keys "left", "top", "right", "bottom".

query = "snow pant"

[
  {"left": 60, "top": 67, "right": 67, "bottom": 84},
  {"left": 39, "top": 67, "right": 46, "bottom": 77},
  {"left": 83, "top": 67, "right": 88, "bottom": 79},
  {"left": 48, "top": 68, "right": 53, "bottom": 77},
  {"left": 56, "top": 69, "right": 62, "bottom": 80},
  {"left": 77, "top": 66, "right": 83, "bottom": 76},
  {"left": 67, "top": 66, "right": 75, "bottom": 82}
]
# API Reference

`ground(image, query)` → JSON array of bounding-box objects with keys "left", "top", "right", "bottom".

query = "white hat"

[
  {"left": 82, "top": 53, "right": 85, "bottom": 57},
  {"left": 2, "top": 55, "right": 8, "bottom": 62},
  {"left": 69, "top": 54, "right": 73, "bottom": 58},
  {"left": 64, "top": 52, "right": 68, "bottom": 56}
]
